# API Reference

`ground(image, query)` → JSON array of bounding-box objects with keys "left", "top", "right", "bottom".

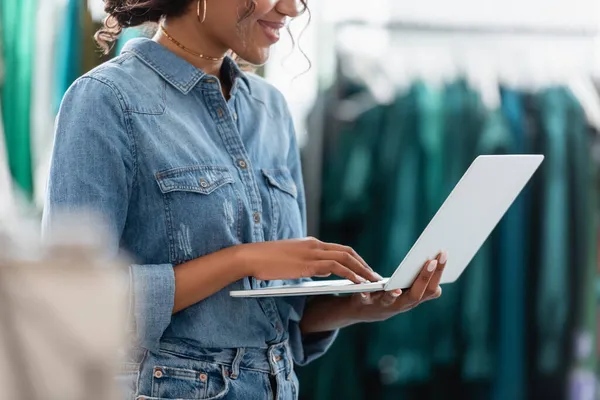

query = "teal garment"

[
  {"left": 564, "top": 90, "right": 597, "bottom": 376},
  {"left": 53, "top": 0, "right": 82, "bottom": 114},
  {"left": 415, "top": 81, "right": 444, "bottom": 222},
  {"left": 463, "top": 107, "right": 513, "bottom": 380},
  {"left": 536, "top": 88, "right": 570, "bottom": 375},
  {"left": 297, "top": 87, "right": 388, "bottom": 400},
  {"left": 431, "top": 80, "right": 482, "bottom": 372},
  {"left": 436, "top": 81, "right": 504, "bottom": 382},
  {"left": 1, "top": 0, "right": 36, "bottom": 198},
  {"left": 365, "top": 87, "right": 433, "bottom": 386},
  {"left": 493, "top": 88, "right": 528, "bottom": 400},
  {"left": 412, "top": 82, "right": 458, "bottom": 369},
  {"left": 297, "top": 326, "right": 365, "bottom": 400},
  {"left": 115, "top": 27, "right": 150, "bottom": 55}
]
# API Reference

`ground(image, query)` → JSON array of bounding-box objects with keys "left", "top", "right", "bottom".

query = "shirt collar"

[{"left": 121, "top": 38, "right": 251, "bottom": 95}]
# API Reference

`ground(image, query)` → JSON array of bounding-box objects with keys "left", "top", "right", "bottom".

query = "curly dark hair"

[{"left": 95, "top": 0, "right": 309, "bottom": 56}]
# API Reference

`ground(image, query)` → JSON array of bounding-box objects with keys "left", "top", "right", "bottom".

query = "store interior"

[{"left": 1, "top": 0, "right": 600, "bottom": 399}]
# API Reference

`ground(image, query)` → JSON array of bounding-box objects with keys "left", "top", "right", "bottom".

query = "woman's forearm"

[
  {"left": 299, "top": 295, "right": 361, "bottom": 334},
  {"left": 172, "top": 247, "right": 247, "bottom": 313}
]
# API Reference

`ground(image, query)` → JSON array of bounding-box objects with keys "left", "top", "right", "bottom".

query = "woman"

[{"left": 42, "top": 0, "right": 447, "bottom": 398}]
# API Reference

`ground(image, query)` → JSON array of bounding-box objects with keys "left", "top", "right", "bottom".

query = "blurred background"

[{"left": 2, "top": 0, "right": 600, "bottom": 399}]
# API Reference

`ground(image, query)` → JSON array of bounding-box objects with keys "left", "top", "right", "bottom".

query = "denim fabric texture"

[{"left": 42, "top": 38, "right": 337, "bottom": 399}]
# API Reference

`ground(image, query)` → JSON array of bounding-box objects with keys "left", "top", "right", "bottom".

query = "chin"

[{"left": 233, "top": 47, "right": 271, "bottom": 67}]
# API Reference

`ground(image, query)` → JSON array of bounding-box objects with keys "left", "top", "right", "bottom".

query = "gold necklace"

[{"left": 159, "top": 25, "right": 225, "bottom": 62}]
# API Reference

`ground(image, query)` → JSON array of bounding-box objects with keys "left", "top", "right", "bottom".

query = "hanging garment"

[
  {"left": 412, "top": 81, "right": 463, "bottom": 376},
  {"left": 429, "top": 80, "right": 481, "bottom": 377},
  {"left": 365, "top": 86, "right": 432, "bottom": 389},
  {"left": 115, "top": 27, "right": 150, "bottom": 55},
  {"left": 0, "top": 106, "right": 15, "bottom": 222},
  {"left": 492, "top": 88, "right": 529, "bottom": 400},
  {"left": 297, "top": 81, "right": 389, "bottom": 400},
  {"left": 0, "top": 24, "right": 16, "bottom": 221},
  {"left": 463, "top": 106, "right": 513, "bottom": 381},
  {"left": 31, "top": 0, "right": 66, "bottom": 209},
  {"left": 535, "top": 88, "right": 571, "bottom": 376},
  {"left": 564, "top": 90, "right": 597, "bottom": 397},
  {"left": 297, "top": 326, "right": 367, "bottom": 400},
  {"left": 53, "top": 0, "right": 82, "bottom": 115},
  {"left": 1, "top": 0, "right": 37, "bottom": 199}
]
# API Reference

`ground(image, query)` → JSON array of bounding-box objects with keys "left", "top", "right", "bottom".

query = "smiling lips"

[{"left": 258, "top": 20, "right": 284, "bottom": 43}]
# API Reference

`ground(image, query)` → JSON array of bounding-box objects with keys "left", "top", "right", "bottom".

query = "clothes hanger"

[
  {"left": 464, "top": 43, "right": 501, "bottom": 111},
  {"left": 567, "top": 74, "right": 600, "bottom": 132}
]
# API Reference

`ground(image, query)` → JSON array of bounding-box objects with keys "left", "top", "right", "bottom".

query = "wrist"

[
  {"left": 339, "top": 295, "right": 366, "bottom": 325},
  {"left": 300, "top": 295, "right": 364, "bottom": 334},
  {"left": 223, "top": 244, "right": 252, "bottom": 281}
]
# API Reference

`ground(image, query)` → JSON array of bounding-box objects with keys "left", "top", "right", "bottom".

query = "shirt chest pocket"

[
  {"left": 155, "top": 166, "right": 240, "bottom": 264},
  {"left": 261, "top": 168, "right": 303, "bottom": 240}
]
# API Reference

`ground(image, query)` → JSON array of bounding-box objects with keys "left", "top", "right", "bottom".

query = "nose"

[{"left": 275, "top": 0, "right": 303, "bottom": 18}]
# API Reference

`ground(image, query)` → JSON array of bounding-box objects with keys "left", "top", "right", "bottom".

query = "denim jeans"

[{"left": 119, "top": 339, "right": 299, "bottom": 400}]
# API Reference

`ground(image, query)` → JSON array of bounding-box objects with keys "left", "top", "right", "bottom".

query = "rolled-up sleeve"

[
  {"left": 287, "top": 298, "right": 339, "bottom": 366},
  {"left": 42, "top": 76, "right": 174, "bottom": 352},
  {"left": 284, "top": 111, "right": 338, "bottom": 365}
]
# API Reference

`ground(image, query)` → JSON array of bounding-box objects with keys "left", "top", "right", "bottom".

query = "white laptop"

[{"left": 230, "top": 154, "right": 544, "bottom": 298}]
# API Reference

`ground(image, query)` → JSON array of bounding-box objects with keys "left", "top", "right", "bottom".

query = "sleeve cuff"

[
  {"left": 286, "top": 295, "right": 339, "bottom": 366},
  {"left": 130, "top": 263, "right": 175, "bottom": 352},
  {"left": 289, "top": 322, "right": 339, "bottom": 366}
]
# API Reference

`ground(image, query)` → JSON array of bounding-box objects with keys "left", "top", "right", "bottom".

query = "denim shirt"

[{"left": 42, "top": 38, "right": 336, "bottom": 366}]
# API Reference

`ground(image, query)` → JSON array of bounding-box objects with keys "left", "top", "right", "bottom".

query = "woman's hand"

[
  {"left": 232, "top": 237, "right": 383, "bottom": 284},
  {"left": 350, "top": 251, "right": 447, "bottom": 323}
]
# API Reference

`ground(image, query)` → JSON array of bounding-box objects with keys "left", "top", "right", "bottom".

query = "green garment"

[
  {"left": 493, "top": 88, "right": 529, "bottom": 400},
  {"left": 1, "top": 0, "right": 36, "bottom": 198},
  {"left": 431, "top": 80, "right": 483, "bottom": 373},
  {"left": 297, "top": 326, "right": 366, "bottom": 400},
  {"left": 564, "top": 90, "right": 597, "bottom": 376},
  {"left": 412, "top": 82, "right": 454, "bottom": 371},
  {"left": 365, "top": 86, "right": 432, "bottom": 385},
  {"left": 535, "top": 88, "right": 570, "bottom": 375},
  {"left": 53, "top": 0, "right": 82, "bottom": 114},
  {"left": 297, "top": 87, "right": 388, "bottom": 400},
  {"left": 463, "top": 107, "right": 513, "bottom": 380},
  {"left": 299, "top": 79, "right": 596, "bottom": 400},
  {"left": 115, "top": 27, "right": 150, "bottom": 55}
]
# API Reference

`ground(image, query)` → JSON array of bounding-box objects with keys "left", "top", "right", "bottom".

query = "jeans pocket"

[{"left": 146, "top": 353, "right": 230, "bottom": 400}]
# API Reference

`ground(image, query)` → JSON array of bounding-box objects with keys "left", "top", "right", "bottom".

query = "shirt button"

[
  {"left": 199, "top": 373, "right": 208, "bottom": 382},
  {"left": 153, "top": 369, "right": 163, "bottom": 379},
  {"left": 233, "top": 111, "right": 238, "bottom": 120},
  {"left": 238, "top": 160, "right": 247, "bottom": 169},
  {"left": 253, "top": 212, "right": 261, "bottom": 224},
  {"left": 217, "top": 108, "right": 224, "bottom": 118},
  {"left": 199, "top": 179, "right": 208, "bottom": 188}
]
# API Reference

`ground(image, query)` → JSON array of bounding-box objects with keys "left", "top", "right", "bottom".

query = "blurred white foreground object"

[{"left": 0, "top": 215, "right": 128, "bottom": 400}]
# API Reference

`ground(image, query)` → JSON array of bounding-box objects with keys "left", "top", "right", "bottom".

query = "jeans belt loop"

[{"left": 230, "top": 348, "right": 245, "bottom": 380}]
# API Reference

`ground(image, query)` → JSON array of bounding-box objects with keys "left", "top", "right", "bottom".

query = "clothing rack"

[
  {"left": 335, "top": 19, "right": 600, "bottom": 38},
  {"left": 305, "top": 19, "right": 600, "bottom": 237}
]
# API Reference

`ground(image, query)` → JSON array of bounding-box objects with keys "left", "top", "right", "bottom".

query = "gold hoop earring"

[{"left": 197, "top": 0, "right": 207, "bottom": 24}]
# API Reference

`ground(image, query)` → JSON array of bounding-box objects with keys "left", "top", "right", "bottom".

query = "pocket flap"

[
  {"left": 262, "top": 168, "right": 298, "bottom": 198},
  {"left": 156, "top": 166, "right": 234, "bottom": 195}
]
